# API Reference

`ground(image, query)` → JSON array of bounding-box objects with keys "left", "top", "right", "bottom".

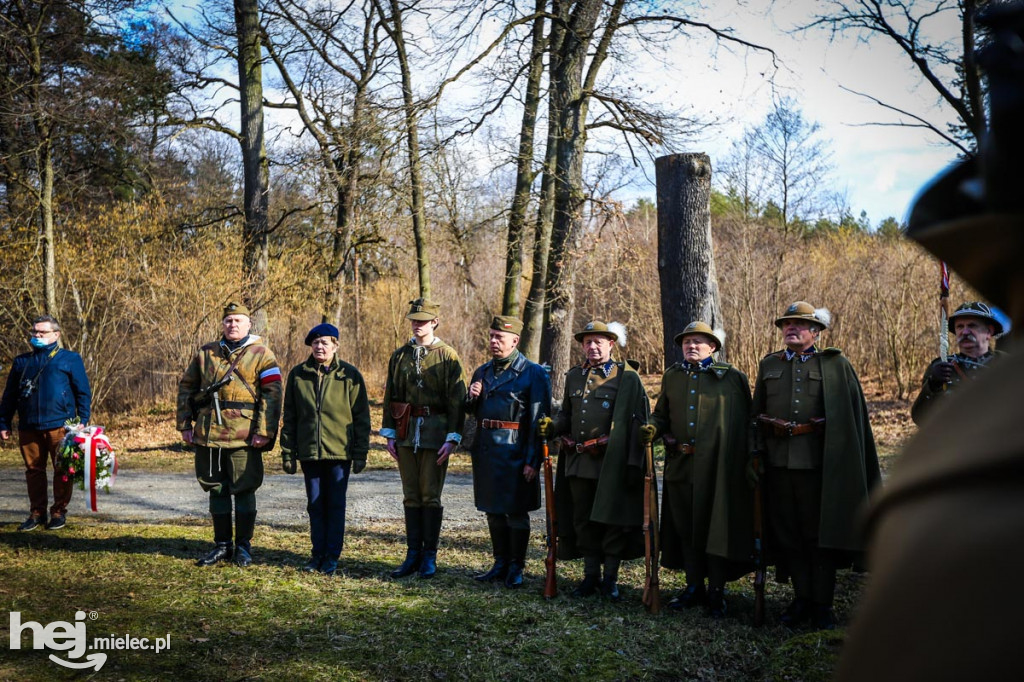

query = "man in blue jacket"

[
  {"left": 466, "top": 316, "right": 550, "bottom": 588},
  {"left": 0, "top": 315, "right": 92, "bottom": 531}
]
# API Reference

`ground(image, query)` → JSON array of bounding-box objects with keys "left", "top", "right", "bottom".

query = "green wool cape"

[
  {"left": 653, "top": 362, "right": 753, "bottom": 570},
  {"left": 555, "top": 361, "right": 649, "bottom": 560}
]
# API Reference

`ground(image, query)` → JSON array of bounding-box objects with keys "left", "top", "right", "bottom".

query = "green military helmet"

[
  {"left": 775, "top": 301, "right": 831, "bottom": 330},
  {"left": 673, "top": 321, "right": 724, "bottom": 351},
  {"left": 222, "top": 301, "right": 251, "bottom": 319},
  {"left": 574, "top": 320, "right": 620, "bottom": 343},
  {"left": 490, "top": 315, "right": 523, "bottom": 335},
  {"left": 406, "top": 298, "right": 441, "bottom": 321},
  {"left": 948, "top": 301, "right": 1004, "bottom": 335}
]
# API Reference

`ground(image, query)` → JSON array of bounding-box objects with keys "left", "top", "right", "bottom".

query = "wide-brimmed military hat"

[
  {"left": 222, "top": 301, "right": 251, "bottom": 319},
  {"left": 948, "top": 301, "right": 1004, "bottom": 335},
  {"left": 490, "top": 315, "right": 523, "bottom": 335},
  {"left": 775, "top": 301, "right": 830, "bottom": 330},
  {"left": 406, "top": 298, "right": 440, "bottom": 321},
  {"left": 574, "top": 320, "right": 618, "bottom": 343},
  {"left": 673, "top": 321, "right": 724, "bottom": 350}
]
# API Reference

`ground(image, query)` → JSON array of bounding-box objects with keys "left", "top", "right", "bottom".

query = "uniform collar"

[
  {"left": 681, "top": 356, "right": 714, "bottom": 372},
  {"left": 784, "top": 345, "right": 817, "bottom": 362},
  {"left": 582, "top": 359, "right": 616, "bottom": 377}
]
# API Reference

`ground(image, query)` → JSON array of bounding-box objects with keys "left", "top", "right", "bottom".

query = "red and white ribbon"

[{"left": 74, "top": 426, "right": 115, "bottom": 512}]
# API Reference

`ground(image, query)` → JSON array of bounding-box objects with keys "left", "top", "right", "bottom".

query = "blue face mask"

[{"left": 29, "top": 337, "right": 52, "bottom": 349}]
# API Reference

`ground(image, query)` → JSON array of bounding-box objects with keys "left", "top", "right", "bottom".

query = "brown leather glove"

[{"left": 281, "top": 451, "right": 297, "bottom": 475}]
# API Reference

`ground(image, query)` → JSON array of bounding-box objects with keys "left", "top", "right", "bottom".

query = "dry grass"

[{"left": 0, "top": 519, "right": 861, "bottom": 681}]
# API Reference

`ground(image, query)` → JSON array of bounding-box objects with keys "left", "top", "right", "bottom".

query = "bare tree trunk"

[
  {"left": 655, "top": 153, "right": 724, "bottom": 367},
  {"left": 39, "top": 132, "right": 57, "bottom": 316},
  {"left": 235, "top": 0, "right": 270, "bottom": 332},
  {"left": 541, "top": 0, "right": 614, "bottom": 399},
  {"left": 501, "top": 0, "right": 546, "bottom": 316},
  {"left": 386, "top": 0, "right": 431, "bottom": 299},
  {"left": 520, "top": 1, "right": 566, "bottom": 361}
]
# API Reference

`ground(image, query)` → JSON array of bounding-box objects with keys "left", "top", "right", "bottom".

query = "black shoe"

[
  {"left": 302, "top": 556, "right": 323, "bottom": 573},
  {"left": 780, "top": 598, "right": 812, "bottom": 628},
  {"left": 320, "top": 558, "right": 339, "bottom": 576},
  {"left": 571, "top": 574, "right": 601, "bottom": 598},
  {"left": 234, "top": 545, "right": 253, "bottom": 568},
  {"left": 601, "top": 577, "right": 620, "bottom": 602},
  {"left": 196, "top": 542, "right": 233, "bottom": 566},
  {"left": 391, "top": 549, "right": 422, "bottom": 578},
  {"left": 811, "top": 604, "right": 836, "bottom": 630},
  {"left": 474, "top": 558, "right": 508, "bottom": 582},
  {"left": 504, "top": 561, "right": 524, "bottom": 589},
  {"left": 418, "top": 550, "right": 437, "bottom": 579},
  {"left": 45, "top": 514, "right": 66, "bottom": 530},
  {"left": 18, "top": 515, "right": 44, "bottom": 532},
  {"left": 706, "top": 588, "right": 727, "bottom": 618},
  {"left": 667, "top": 583, "right": 707, "bottom": 610}
]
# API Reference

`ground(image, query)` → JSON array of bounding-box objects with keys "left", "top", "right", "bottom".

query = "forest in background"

[{"left": 0, "top": 0, "right": 988, "bottom": 412}]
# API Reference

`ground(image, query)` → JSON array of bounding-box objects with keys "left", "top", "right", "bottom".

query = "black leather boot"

[
  {"left": 234, "top": 511, "right": 257, "bottom": 567},
  {"left": 706, "top": 587, "right": 727, "bottom": 618},
  {"left": 391, "top": 507, "right": 424, "bottom": 578},
  {"left": 667, "top": 583, "right": 707, "bottom": 610},
  {"left": 504, "top": 527, "right": 530, "bottom": 589},
  {"left": 475, "top": 515, "right": 510, "bottom": 582},
  {"left": 419, "top": 507, "right": 444, "bottom": 579},
  {"left": 196, "top": 513, "right": 233, "bottom": 566}
]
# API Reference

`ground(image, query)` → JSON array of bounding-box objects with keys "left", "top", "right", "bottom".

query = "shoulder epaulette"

[
  {"left": 762, "top": 350, "right": 787, "bottom": 361},
  {"left": 821, "top": 347, "right": 843, "bottom": 355},
  {"left": 710, "top": 362, "right": 732, "bottom": 379}
]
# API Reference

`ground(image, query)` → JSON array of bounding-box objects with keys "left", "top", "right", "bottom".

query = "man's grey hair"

[{"left": 31, "top": 315, "right": 61, "bottom": 331}]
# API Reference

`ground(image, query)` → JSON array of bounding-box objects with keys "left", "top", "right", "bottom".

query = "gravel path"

[{"left": 0, "top": 467, "right": 517, "bottom": 530}]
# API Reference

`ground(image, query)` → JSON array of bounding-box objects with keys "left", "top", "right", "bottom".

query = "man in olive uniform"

[
  {"left": 177, "top": 302, "right": 283, "bottom": 567},
  {"left": 640, "top": 322, "right": 751, "bottom": 617},
  {"left": 837, "top": 12, "right": 1024, "bottom": 676},
  {"left": 466, "top": 316, "right": 550, "bottom": 589},
  {"left": 381, "top": 299, "right": 467, "bottom": 579},
  {"left": 537, "top": 321, "right": 647, "bottom": 600},
  {"left": 751, "top": 301, "right": 880, "bottom": 629},
  {"left": 911, "top": 301, "right": 1007, "bottom": 425}
]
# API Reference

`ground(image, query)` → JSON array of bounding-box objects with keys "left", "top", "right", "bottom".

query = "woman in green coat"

[{"left": 280, "top": 324, "right": 371, "bottom": 575}]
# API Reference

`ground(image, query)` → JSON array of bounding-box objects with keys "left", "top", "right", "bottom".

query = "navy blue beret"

[{"left": 305, "top": 323, "right": 339, "bottom": 346}]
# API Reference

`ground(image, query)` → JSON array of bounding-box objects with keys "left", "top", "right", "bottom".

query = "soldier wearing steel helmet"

[
  {"left": 537, "top": 320, "right": 649, "bottom": 601},
  {"left": 640, "top": 321, "right": 752, "bottom": 618},
  {"left": 750, "top": 301, "right": 880, "bottom": 629},
  {"left": 911, "top": 301, "right": 1009, "bottom": 425}
]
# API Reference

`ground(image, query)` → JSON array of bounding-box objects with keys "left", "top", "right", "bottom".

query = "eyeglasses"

[{"left": 28, "top": 329, "right": 57, "bottom": 337}]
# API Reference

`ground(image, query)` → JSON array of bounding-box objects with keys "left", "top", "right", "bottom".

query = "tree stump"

[{"left": 655, "top": 153, "right": 725, "bottom": 366}]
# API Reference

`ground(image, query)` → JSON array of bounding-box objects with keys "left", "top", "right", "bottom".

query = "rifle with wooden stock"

[
  {"left": 542, "top": 437, "right": 558, "bottom": 599},
  {"left": 752, "top": 450, "right": 766, "bottom": 627},
  {"left": 641, "top": 438, "right": 661, "bottom": 614}
]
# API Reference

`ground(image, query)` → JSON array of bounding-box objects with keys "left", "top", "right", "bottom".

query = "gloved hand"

[
  {"left": 928, "top": 361, "right": 956, "bottom": 389},
  {"left": 537, "top": 416, "right": 553, "bottom": 438},
  {"left": 639, "top": 424, "right": 657, "bottom": 444},
  {"left": 281, "top": 451, "right": 297, "bottom": 475},
  {"left": 352, "top": 460, "right": 366, "bottom": 474},
  {"left": 745, "top": 456, "right": 761, "bottom": 488}
]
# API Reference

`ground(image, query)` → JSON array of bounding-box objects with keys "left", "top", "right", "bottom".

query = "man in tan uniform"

[{"left": 381, "top": 299, "right": 467, "bottom": 579}]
